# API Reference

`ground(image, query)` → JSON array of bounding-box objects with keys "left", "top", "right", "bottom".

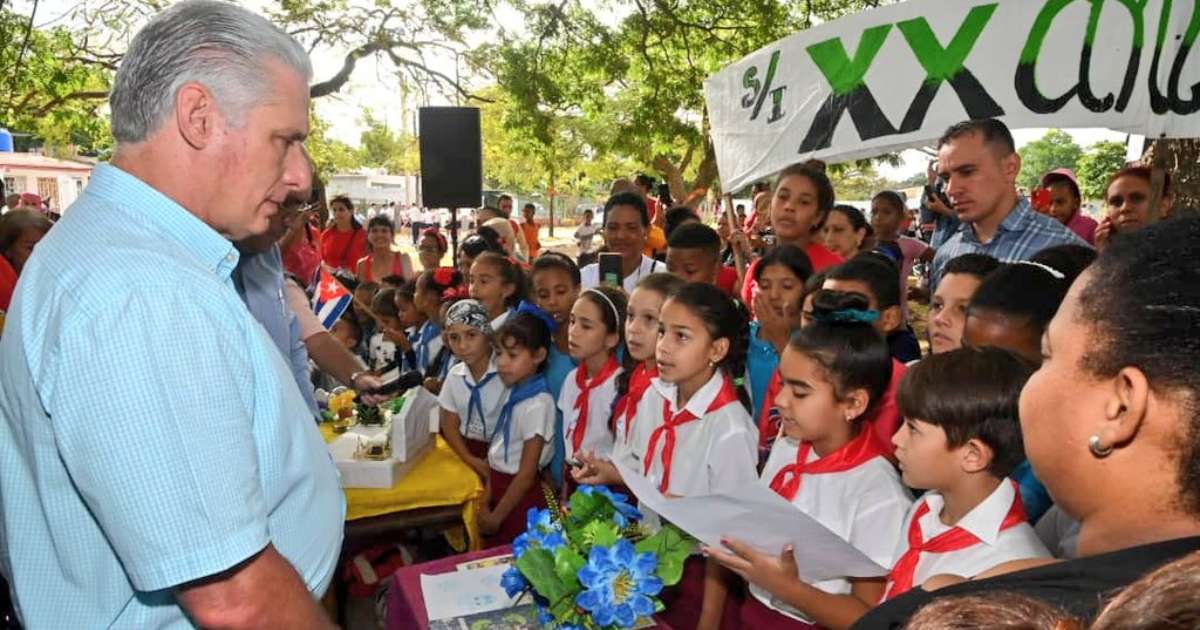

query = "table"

[
  {"left": 319, "top": 425, "right": 485, "bottom": 551},
  {"left": 386, "top": 546, "right": 677, "bottom": 630}
]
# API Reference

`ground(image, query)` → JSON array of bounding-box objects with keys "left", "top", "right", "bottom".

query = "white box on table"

[{"left": 328, "top": 388, "right": 438, "bottom": 489}]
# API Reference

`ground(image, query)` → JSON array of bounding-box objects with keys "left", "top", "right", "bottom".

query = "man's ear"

[
  {"left": 175, "top": 82, "right": 221, "bottom": 150},
  {"left": 959, "top": 437, "right": 995, "bottom": 475}
]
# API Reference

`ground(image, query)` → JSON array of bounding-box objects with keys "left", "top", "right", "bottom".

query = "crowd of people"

[{"left": 1, "top": 2, "right": 1198, "bottom": 629}]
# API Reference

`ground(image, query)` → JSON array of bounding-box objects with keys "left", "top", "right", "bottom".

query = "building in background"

[{"left": 0, "top": 152, "right": 94, "bottom": 213}]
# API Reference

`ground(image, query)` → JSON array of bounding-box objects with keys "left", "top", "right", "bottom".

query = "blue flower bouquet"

[{"left": 501, "top": 485, "right": 694, "bottom": 629}]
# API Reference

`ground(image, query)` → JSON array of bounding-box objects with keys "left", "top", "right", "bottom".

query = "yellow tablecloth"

[{"left": 320, "top": 425, "right": 484, "bottom": 550}]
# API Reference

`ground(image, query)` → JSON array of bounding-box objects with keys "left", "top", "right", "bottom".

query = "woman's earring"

[{"left": 1088, "top": 435, "right": 1113, "bottom": 458}]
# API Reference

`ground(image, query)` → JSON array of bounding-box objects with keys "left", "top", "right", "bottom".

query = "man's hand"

[{"left": 352, "top": 373, "right": 388, "bottom": 406}]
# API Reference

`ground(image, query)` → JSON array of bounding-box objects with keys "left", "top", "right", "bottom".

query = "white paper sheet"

[
  {"left": 421, "top": 564, "right": 521, "bottom": 621},
  {"left": 615, "top": 461, "right": 886, "bottom": 582}
]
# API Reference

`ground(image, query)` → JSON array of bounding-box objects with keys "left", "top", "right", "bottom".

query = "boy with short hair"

[
  {"left": 824, "top": 255, "right": 920, "bottom": 363},
  {"left": 886, "top": 346, "right": 1050, "bottom": 600},
  {"left": 368, "top": 288, "right": 401, "bottom": 371},
  {"left": 574, "top": 209, "right": 601, "bottom": 266},
  {"left": 666, "top": 222, "right": 738, "bottom": 296}
]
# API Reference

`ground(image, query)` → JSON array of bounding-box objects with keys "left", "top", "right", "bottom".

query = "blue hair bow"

[
  {"left": 516, "top": 300, "right": 558, "bottom": 333},
  {"left": 814, "top": 308, "right": 880, "bottom": 324}
]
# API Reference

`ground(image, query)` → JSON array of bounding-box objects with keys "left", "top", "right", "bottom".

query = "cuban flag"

[{"left": 311, "top": 267, "right": 352, "bottom": 329}]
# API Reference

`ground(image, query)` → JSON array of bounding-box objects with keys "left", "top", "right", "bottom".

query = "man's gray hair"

[{"left": 110, "top": 0, "right": 312, "bottom": 144}]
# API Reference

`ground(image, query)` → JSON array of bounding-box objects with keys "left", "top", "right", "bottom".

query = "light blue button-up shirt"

[
  {"left": 234, "top": 244, "right": 320, "bottom": 417},
  {"left": 0, "top": 164, "right": 345, "bottom": 628}
]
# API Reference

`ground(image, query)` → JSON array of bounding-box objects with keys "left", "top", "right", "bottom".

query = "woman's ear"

[{"left": 1096, "top": 366, "right": 1150, "bottom": 451}]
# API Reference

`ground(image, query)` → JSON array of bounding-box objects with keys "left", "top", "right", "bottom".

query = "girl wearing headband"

[
  {"left": 558, "top": 286, "right": 628, "bottom": 495},
  {"left": 437, "top": 299, "right": 505, "bottom": 481},
  {"left": 711, "top": 289, "right": 910, "bottom": 629},
  {"left": 481, "top": 303, "right": 558, "bottom": 545}
]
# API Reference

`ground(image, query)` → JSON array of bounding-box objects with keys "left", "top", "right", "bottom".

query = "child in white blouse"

[
  {"left": 480, "top": 305, "right": 558, "bottom": 546},
  {"left": 574, "top": 282, "right": 760, "bottom": 630},
  {"left": 709, "top": 291, "right": 912, "bottom": 629},
  {"left": 469, "top": 251, "right": 523, "bottom": 330},
  {"left": 712, "top": 345, "right": 1049, "bottom": 629},
  {"left": 559, "top": 286, "right": 627, "bottom": 489},
  {"left": 438, "top": 300, "right": 506, "bottom": 480}
]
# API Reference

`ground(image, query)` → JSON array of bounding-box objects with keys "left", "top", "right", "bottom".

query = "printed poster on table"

[{"left": 704, "top": 0, "right": 1200, "bottom": 190}]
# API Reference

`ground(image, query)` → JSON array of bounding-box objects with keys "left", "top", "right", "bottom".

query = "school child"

[
  {"left": 869, "top": 191, "right": 934, "bottom": 323},
  {"left": 927, "top": 254, "right": 1000, "bottom": 355},
  {"left": 963, "top": 250, "right": 1095, "bottom": 364},
  {"left": 438, "top": 300, "right": 507, "bottom": 481},
  {"left": 747, "top": 245, "right": 814, "bottom": 461},
  {"left": 352, "top": 280, "right": 379, "bottom": 362},
  {"left": 734, "top": 290, "right": 912, "bottom": 630},
  {"left": 411, "top": 267, "right": 464, "bottom": 382},
  {"left": 961, "top": 249, "right": 1095, "bottom": 523},
  {"left": 576, "top": 282, "right": 760, "bottom": 630},
  {"left": 665, "top": 223, "right": 739, "bottom": 297},
  {"left": 392, "top": 283, "right": 424, "bottom": 372},
  {"left": 469, "top": 251, "right": 525, "bottom": 330},
  {"left": 883, "top": 347, "right": 1050, "bottom": 597},
  {"left": 368, "top": 288, "right": 401, "bottom": 372},
  {"left": 530, "top": 252, "right": 583, "bottom": 486},
  {"left": 709, "top": 347, "right": 1049, "bottom": 629},
  {"left": 608, "top": 273, "right": 685, "bottom": 445},
  {"left": 481, "top": 304, "right": 559, "bottom": 545},
  {"left": 823, "top": 257, "right": 916, "bottom": 450},
  {"left": 825, "top": 255, "right": 920, "bottom": 364},
  {"left": 559, "top": 286, "right": 627, "bottom": 492}
]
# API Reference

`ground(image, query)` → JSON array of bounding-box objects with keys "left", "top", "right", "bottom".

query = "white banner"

[{"left": 704, "top": 0, "right": 1200, "bottom": 190}]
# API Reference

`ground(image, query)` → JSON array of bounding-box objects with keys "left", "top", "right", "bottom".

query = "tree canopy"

[
  {"left": 1017, "top": 129, "right": 1083, "bottom": 191},
  {"left": 1075, "top": 140, "right": 1128, "bottom": 201}
]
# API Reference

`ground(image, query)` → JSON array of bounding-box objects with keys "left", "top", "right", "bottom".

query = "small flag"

[{"left": 311, "top": 267, "right": 352, "bottom": 329}]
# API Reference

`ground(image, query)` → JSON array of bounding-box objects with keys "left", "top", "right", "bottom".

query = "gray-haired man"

[{"left": 0, "top": 1, "right": 342, "bottom": 627}]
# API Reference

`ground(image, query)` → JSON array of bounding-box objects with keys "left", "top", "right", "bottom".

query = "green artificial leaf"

[
  {"left": 583, "top": 521, "right": 621, "bottom": 548},
  {"left": 516, "top": 548, "right": 571, "bottom": 605},
  {"left": 553, "top": 546, "right": 586, "bottom": 590},
  {"left": 635, "top": 525, "right": 696, "bottom": 586},
  {"left": 567, "top": 489, "right": 607, "bottom": 525},
  {"left": 654, "top": 598, "right": 666, "bottom": 613}
]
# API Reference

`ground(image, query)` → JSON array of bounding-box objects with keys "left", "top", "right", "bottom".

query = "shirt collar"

[
  {"left": 88, "top": 164, "right": 239, "bottom": 279},
  {"left": 957, "top": 198, "right": 1033, "bottom": 245},
  {"left": 652, "top": 370, "right": 727, "bottom": 418},
  {"left": 921, "top": 479, "right": 1017, "bottom": 545},
  {"left": 464, "top": 356, "right": 499, "bottom": 386}
]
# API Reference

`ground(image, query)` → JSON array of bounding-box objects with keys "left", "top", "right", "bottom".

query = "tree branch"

[{"left": 30, "top": 90, "right": 110, "bottom": 117}]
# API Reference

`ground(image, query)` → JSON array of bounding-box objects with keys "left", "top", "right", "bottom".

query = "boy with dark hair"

[
  {"left": 665, "top": 222, "right": 738, "bottom": 296},
  {"left": 824, "top": 255, "right": 920, "bottom": 363},
  {"left": 888, "top": 347, "right": 1050, "bottom": 599}
]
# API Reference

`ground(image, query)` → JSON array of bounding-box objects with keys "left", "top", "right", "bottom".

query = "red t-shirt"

[
  {"left": 715, "top": 265, "right": 738, "bottom": 297},
  {"left": 321, "top": 226, "right": 367, "bottom": 272},
  {"left": 0, "top": 255, "right": 17, "bottom": 312},
  {"left": 741, "top": 242, "right": 844, "bottom": 310}
]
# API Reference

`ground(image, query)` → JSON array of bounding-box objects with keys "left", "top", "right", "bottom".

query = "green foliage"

[
  {"left": 1076, "top": 140, "right": 1128, "bottom": 200},
  {"left": 1018, "top": 129, "right": 1083, "bottom": 190},
  {"left": 634, "top": 525, "right": 694, "bottom": 586},
  {"left": 515, "top": 548, "right": 573, "bottom": 610},
  {"left": 358, "top": 111, "right": 420, "bottom": 173},
  {"left": 0, "top": 8, "right": 114, "bottom": 154}
]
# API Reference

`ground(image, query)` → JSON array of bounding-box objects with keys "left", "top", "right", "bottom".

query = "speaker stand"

[{"left": 449, "top": 207, "right": 460, "bottom": 269}]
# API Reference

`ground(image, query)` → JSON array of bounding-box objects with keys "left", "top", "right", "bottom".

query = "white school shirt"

[
  {"left": 558, "top": 364, "right": 623, "bottom": 462},
  {"left": 414, "top": 320, "right": 444, "bottom": 375},
  {"left": 751, "top": 437, "right": 913, "bottom": 622},
  {"left": 613, "top": 371, "right": 759, "bottom": 498},
  {"left": 368, "top": 332, "right": 396, "bottom": 371},
  {"left": 886, "top": 479, "right": 1050, "bottom": 592},
  {"left": 490, "top": 308, "right": 513, "bottom": 331},
  {"left": 579, "top": 255, "right": 663, "bottom": 294},
  {"left": 488, "top": 392, "right": 557, "bottom": 475},
  {"left": 438, "top": 358, "right": 507, "bottom": 442}
]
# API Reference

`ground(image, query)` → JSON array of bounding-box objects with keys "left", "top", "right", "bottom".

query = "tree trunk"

[
  {"left": 1144, "top": 138, "right": 1200, "bottom": 212},
  {"left": 652, "top": 139, "right": 719, "bottom": 209}
]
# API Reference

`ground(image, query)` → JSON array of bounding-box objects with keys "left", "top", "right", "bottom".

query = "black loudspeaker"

[{"left": 418, "top": 107, "right": 482, "bottom": 209}]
